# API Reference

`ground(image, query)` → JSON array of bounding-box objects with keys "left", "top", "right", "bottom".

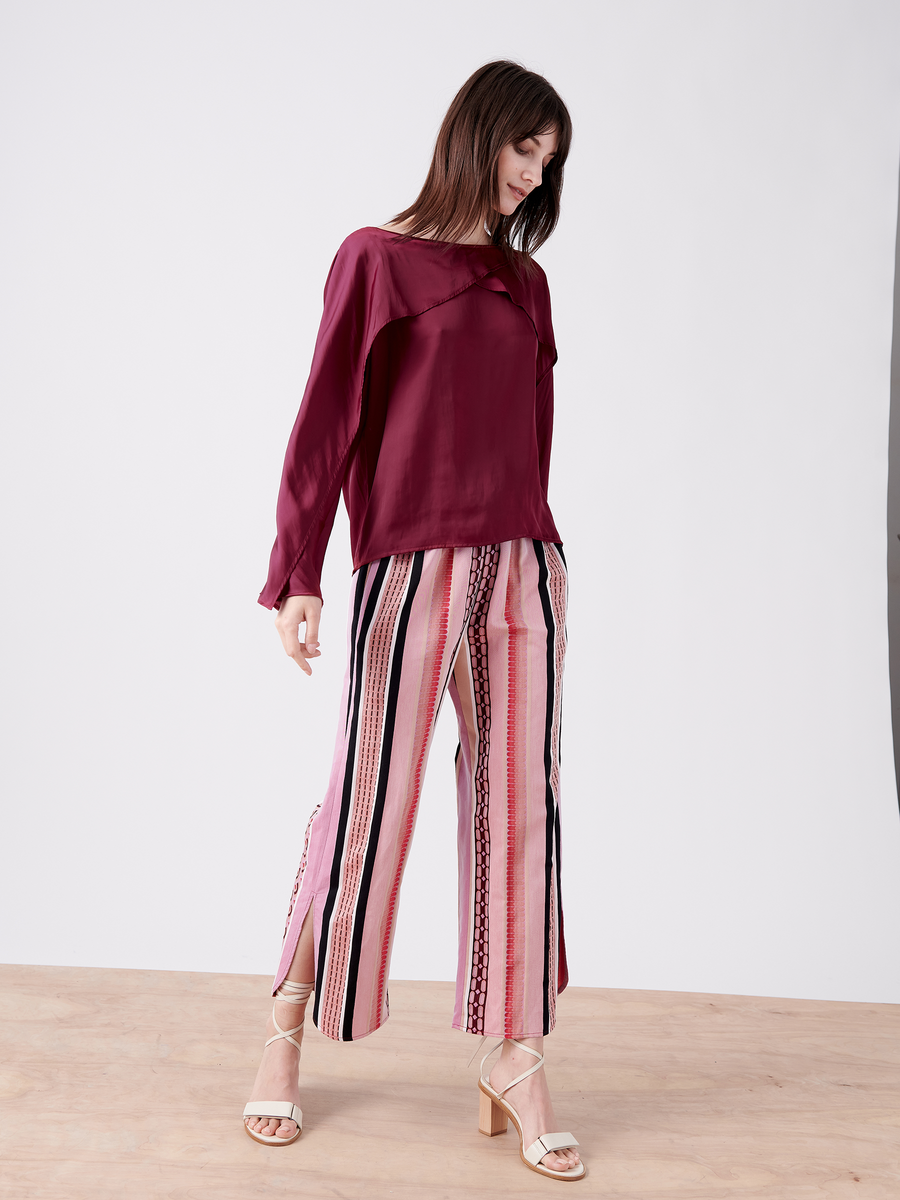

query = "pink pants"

[{"left": 274, "top": 539, "right": 569, "bottom": 1041}]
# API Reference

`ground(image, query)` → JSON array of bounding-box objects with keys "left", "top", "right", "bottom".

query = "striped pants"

[{"left": 274, "top": 538, "right": 569, "bottom": 1041}]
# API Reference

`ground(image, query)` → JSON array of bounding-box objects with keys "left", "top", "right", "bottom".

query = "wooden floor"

[{"left": 1, "top": 965, "right": 899, "bottom": 1199}]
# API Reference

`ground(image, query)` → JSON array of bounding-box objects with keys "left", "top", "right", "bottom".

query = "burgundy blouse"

[{"left": 258, "top": 227, "right": 561, "bottom": 609}]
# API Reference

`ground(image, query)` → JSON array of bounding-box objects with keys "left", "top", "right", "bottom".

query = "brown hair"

[{"left": 390, "top": 60, "right": 572, "bottom": 267}]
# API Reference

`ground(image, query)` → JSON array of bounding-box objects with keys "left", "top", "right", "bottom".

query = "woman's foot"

[
  {"left": 488, "top": 1038, "right": 581, "bottom": 1174},
  {"left": 244, "top": 996, "right": 307, "bottom": 1141}
]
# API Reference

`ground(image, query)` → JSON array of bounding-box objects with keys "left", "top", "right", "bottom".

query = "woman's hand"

[{"left": 274, "top": 594, "right": 323, "bottom": 675}]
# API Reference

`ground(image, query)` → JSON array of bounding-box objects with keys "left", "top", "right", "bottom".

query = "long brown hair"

[{"left": 390, "top": 60, "right": 572, "bottom": 267}]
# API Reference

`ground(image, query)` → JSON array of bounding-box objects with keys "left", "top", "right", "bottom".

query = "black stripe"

[
  {"left": 549, "top": 545, "right": 569, "bottom": 993},
  {"left": 341, "top": 551, "right": 425, "bottom": 1039},
  {"left": 554, "top": 807, "right": 567, "bottom": 993},
  {"left": 344, "top": 563, "right": 369, "bottom": 733},
  {"left": 532, "top": 538, "right": 557, "bottom": 1035},
  {"left": 313, "top": 555, "right": 390, "bottom": 1030}
]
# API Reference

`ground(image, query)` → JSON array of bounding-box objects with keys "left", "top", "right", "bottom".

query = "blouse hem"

[{"left": 350, "top": 529, "right": 563, "bottom": 575}]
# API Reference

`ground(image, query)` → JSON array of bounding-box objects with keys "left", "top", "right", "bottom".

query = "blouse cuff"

[{"left": 276, "top": 562, "right": 324, "bottom": 608}]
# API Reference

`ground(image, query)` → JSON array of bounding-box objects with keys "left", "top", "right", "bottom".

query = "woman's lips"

[{"left": 508, "top": 184, "right": 527, "bottom": 201}]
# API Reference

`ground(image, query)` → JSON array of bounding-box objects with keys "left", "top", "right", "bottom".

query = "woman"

[{"left": 244, "top": 60, "right": 584, "bottom": 1182}]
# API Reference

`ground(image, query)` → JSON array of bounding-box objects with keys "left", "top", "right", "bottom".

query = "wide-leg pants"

[{"left": 274, "top": 538, "right": 569, "bottom": 1041}]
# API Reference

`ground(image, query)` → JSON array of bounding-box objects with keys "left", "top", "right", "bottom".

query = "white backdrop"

[{"left": 2, "top": 0, "right": 900, "bottom": 1004}]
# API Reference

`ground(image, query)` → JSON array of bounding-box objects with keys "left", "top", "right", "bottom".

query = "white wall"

[{"left": 2, "top": 0, "right": 900, "bottom": 1004}]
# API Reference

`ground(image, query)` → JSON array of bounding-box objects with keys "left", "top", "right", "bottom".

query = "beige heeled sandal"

[
  {"left": 243, "top": 979, "right": 314, "bottom": 1146},
  {"left": 476, "top": 1038, "right": 586, "bottom": 1181}
]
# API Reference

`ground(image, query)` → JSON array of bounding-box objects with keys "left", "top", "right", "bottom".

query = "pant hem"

[{"left": 451, "top": 1023, "right": 554, "bottom": 1038}]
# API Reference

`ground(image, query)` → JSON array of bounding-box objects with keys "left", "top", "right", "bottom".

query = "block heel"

[{"left": 479, "top": 1087, "right": 509, "bottom": 1136}]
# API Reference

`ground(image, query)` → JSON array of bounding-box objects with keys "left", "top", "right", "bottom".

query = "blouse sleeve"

[{"left": 258, "top": 235, "right": 380, "bottom": 609}]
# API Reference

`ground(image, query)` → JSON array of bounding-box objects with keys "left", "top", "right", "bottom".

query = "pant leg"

[
  {"left": 448, "top": 538, "right": 569, "bottom": 1038},
  {"left": 274, "top": 545, "right": 476, "bottom": 1040}
]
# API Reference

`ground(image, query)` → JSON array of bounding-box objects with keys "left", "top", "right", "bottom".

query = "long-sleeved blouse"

[{"left": 258, "top": 226, "right": 562, "bottom": 609}]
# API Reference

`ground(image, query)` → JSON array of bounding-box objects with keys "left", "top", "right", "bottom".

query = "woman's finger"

[
  {"left": 279, "top": 623, "right": 302, "bottom": 659},
  {"left": 304, "top": 604, "right": 321, "bottom": 651}
]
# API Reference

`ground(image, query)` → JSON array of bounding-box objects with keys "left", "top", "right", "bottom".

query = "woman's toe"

[{"left": 544, "top": 1150, "right": 578, "bottom": 1171}]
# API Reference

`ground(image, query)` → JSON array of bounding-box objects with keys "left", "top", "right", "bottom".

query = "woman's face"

[{"left": 494, "top": 129, "right": 559, "bottom": 216}]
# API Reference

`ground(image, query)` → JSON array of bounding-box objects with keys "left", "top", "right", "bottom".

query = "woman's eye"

[{"left": 516, "top": 145, "right": 529, "bottom": 155}]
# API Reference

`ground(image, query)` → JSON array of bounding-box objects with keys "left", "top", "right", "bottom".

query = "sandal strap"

[
  {"left": 274, "top": 980, "right": 314, "bottom": 1005},
  {"left": 264, "top": 1023, "right": 305, "bottom": 1051},
  {"left": 466, "top": 1034, "right": 491, "bottom": 1068},
  {"left": 472, "top": 1036, "right": 545, "bottom": 1097},
  {"left": 243, "top": 1101, "right": 302, "bottom": 1125},
  {"left": 266, "top": 980, "right": 314, "bottom": 1051},
  {"left": 524, "top": 1131, "right": 580, "bottom": 1167},
  {"left": 265, "top": 1005, "right": 309, "bottom": 1053}
]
